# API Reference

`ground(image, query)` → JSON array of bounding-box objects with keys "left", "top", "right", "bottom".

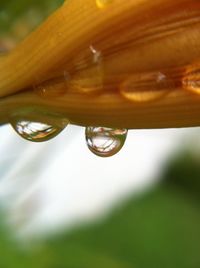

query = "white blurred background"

[{"left": 0, "top": 124, "right": 196, "bottom": 238}]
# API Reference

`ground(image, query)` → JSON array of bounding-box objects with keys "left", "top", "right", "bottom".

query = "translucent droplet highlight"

[
  {"left": 34, "top": 75, "right": 69, "bottom": 99},
  {"left": 69, "top": 46, "right": 104, "bottom": 94},
  {"left": 96, "top": 0, "right": 113, "bottom": 9},
  {"left": 11, "top": 120, "right": 65, "bottom": 142},
  {"left": 86, "top": 127, "right": 127, "bottom": 157},
  {"left": 182, "top": 69, "right": 200, "bottom": 94},
  {"left": 120, "top": 72, "right": 173, "bottom": 103}
]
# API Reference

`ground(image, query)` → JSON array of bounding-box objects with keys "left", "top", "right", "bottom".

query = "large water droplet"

[
  {"left": 85, "top": 127, "right": 127, "bottom": 157},
  {"left": 120, "top": 72, "right": 173, "bottom": 103},
  {"left": 11, "top": 120, "right": 65, "bottom": 142},
  {"left": 96, "top": 0, "right": 113, "bottom": 9}
]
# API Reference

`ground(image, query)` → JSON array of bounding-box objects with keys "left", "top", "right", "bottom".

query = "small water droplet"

[
  {"left": 120, "top": 72, "right": 173, "bottom": 103},
  {"left": 11, "top": 120, "right": 65, "bottom": 142},
  {"left": 85, "top": 127, "right": 127, "bottom": 157},
  {"left": 34, "top": 75, "right": 69, "bottom": 98},
  {"left": 182, "top": 69, "right": 200, "bottom": 94},
  {"left": 96, "top": 0, "right": 113, "bottom": 9}
]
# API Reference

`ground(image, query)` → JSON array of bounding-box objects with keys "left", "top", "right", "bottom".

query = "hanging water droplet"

[
  {"left": 182, "top": 69, "right": 200, "bottom": 94},
  {"left": 11, "top": 120, "right": 65, "bottom": 142},
  {"left": 86, "top": 127, "right": 127, "bottom": 157},
  {"left": 120, "top": 72, "right": 173, "bottom": 103},
  {"left": 96, "top": 0, "right": 113, "bottom": 9}
]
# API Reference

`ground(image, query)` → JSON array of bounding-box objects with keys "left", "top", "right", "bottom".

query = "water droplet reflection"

[
  {"left": 86, "top": 126, "right": 127, "bottom": 157},
  {"left": 11, "top": 120, "right": 65, "bottom": 142}
]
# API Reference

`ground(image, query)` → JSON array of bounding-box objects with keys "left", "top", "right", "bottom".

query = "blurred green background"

[
  {"left": 0, "top": 0, "right": 63, "bottom": 50},
  {"left": 0, "top": 148, "right": 200, "bottom": 268},
  {"left": 0, "top": 1, "right": 200, "bottom": 267}
]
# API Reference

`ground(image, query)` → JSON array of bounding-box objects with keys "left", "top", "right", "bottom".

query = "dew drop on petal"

[
  {"left": 120, "top": 72, "right": 173, "bottom": 103},
  {"left": 11, "top": 120, "right": 65, "bottom": 142},
  {"left": 85, "top": 126, "right": 128, "bottom": 157},
  {"left": 34, "top": 75, "right": 69, "bottom": 99},
  {"left": 182, "top": 69, "right": 200, "bottom": 94},
  {"left": 69, "top": 45, "right": 104, "bottom": 94}
]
